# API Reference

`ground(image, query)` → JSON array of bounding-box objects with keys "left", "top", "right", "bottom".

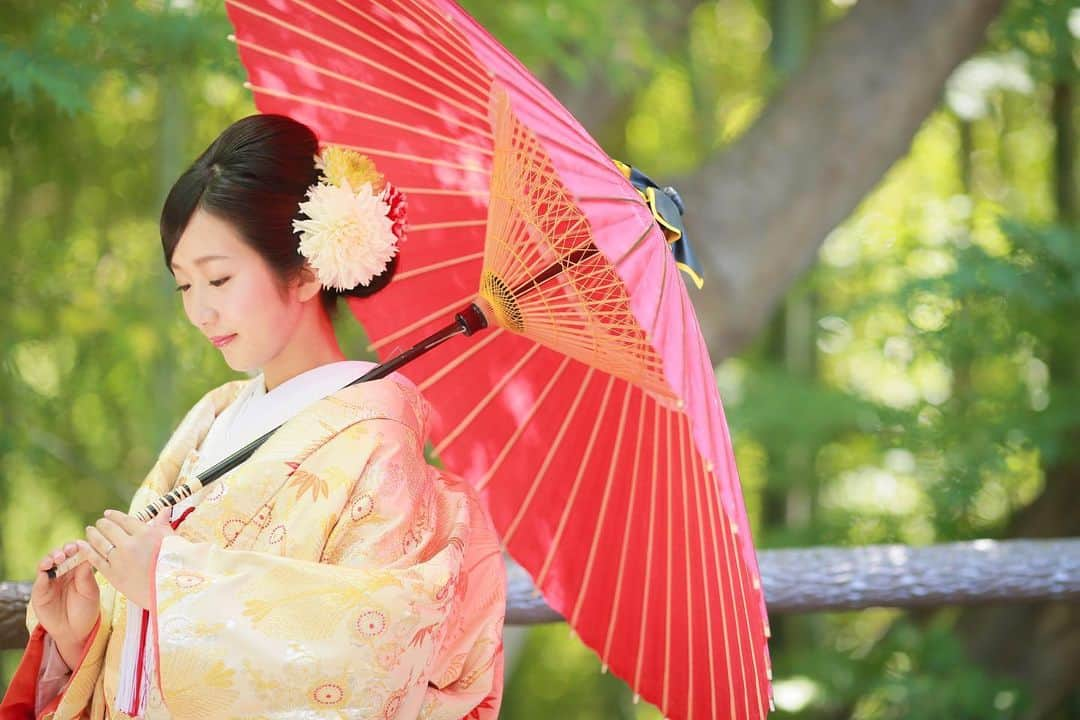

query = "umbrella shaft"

[{"left": 512, "top": 246, "right": 599, "bottom": 298}]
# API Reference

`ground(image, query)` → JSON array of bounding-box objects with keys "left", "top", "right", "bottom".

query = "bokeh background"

[{"left": 2, "top": 0, "right": 1078, "bottom": 717}]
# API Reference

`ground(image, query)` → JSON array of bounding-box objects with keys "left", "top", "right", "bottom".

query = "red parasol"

[{"left": 224, "top": 1, "right": 773, "bottom": 717}]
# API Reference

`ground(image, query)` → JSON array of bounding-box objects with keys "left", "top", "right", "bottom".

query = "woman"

[{"left": 1, "top": 114, "right": 506, "bottom": 719}]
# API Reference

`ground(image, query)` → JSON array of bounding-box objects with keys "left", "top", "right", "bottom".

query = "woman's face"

[{"left": 170, "top": 208, "right": 304, "bottom": 374}]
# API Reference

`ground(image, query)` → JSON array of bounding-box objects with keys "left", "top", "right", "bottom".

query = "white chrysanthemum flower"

[{"left": 292, "top": 181, "right": 398, "bottom": 291}]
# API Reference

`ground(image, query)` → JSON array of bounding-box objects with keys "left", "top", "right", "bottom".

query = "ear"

[{"left": 294, "top": 262, "right": 323, "bottom": 303}]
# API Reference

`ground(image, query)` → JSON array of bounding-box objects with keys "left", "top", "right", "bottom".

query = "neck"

[{"left": 262, "top": 303, "right": 346, "bottom": 392}]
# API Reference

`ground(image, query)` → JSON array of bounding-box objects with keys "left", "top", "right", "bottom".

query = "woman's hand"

[
  {"left": 30, "top": 541, "right": 100, "bottom": 669},
  {"left": 78, "top": 508, "right": 174, "bottom": 609}
]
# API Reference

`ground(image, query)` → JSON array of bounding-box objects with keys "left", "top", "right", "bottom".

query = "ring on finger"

[{"left": 85, "top": 526, "right": 114, "bottom": 565}]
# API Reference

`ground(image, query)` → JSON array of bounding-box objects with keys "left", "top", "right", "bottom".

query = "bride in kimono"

[{"left": 1, "top": 114, "right": 506, "bottom": 719}]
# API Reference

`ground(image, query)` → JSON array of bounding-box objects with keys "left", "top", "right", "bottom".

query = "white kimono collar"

[{"left": 191, "top": 359, "right": 412, "bottom": 478}]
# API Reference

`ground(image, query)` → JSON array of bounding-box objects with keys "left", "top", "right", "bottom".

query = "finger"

[
  {"left": 93, "top": 517, "right": 130, "bottom": 547},
  {"left": 36, "top": 553, "right": 60, "bottom": 579},
  {"left": 103, "top": 509, "right": 145, "bottom": 534},
  {"left": 77, "top": 540, "right": 105, "bottom": 572},
  {"left": 39, "top": 551, "right": 61, "bottom": 572},
  {"left": 31, "top": 568, "right": 54, "bottom": 597},
  {"left": 72, "top": 557, "right": 99, "bottom": 597},
  {"left": 84, "top": 526, "right": 116, "bottom": 561}
]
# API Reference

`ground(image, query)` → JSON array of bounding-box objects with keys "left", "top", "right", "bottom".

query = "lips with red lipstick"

[{"left": 211, "top": 334, "right": 237, "bottom": 348}]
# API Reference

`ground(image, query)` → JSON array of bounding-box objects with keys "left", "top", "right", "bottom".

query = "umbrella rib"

[
  {"left": 409, "top": 219, "right": 488, "bottom": 232},
  {"left": 709, "top": 464, "right": 752, "bottom": 717},
  {"left": 600, "top": 387, "right": 646, "bottom": 667},
  {"left": 382, "top": 0, "right": 477, "bottom": 58},
  {"left": 632, "top": 399, "right": 663, "bottom": 700},
  {"left": 662, "top": 406, "right": 674, "bottom": 714},
  {"left": 689, "top": 428, "right": 722, "bottom": 718},
  {"left": 570, "top": 380, "right": 633, "bottom": 626},
  {"left": 392, "top": 251, "right": 484, "bottom": 283},
  {"left": 476, "top": 354, "right": 573, "bottom": 493},
  {"left": 613, "top": 222, "right": 660, "bottom": 270},
  {"left": 590, "top": 207, "right": 650, "bottom": 238},
  {"left": 534, "top": 373, "right": 617, "bottom": 589},
  {"left": 685, "top": 302, "right": 740, "bottom": 717},
  {"left": 525, "top": 127, "right": 616, "bottom": 175},
  {"left": 492, "top": 216, "right": 566, "bottom": 346},
  {"left": 646, "top": 242, "right": 673, "bottom": 343},
  {"left": 456, "top": 28, "right": 601, "bottom": 153},
  {"left": 675, "top": 296, "right": 697, "bottom": 719},
  {"left": 691, "top": 303, "right": 771, "bottom": 663},
  {"left": 678, "top": 411, "right": 695, "bottom": 720},
  {"left": 333, "top": 142, "right": 491, "bottom": 176},
  {"left": 230, "top": 36, "right": 493, "bottom": 139},
  {"left": 418, "top": 326, "right": 505, "bottom": 395},
  {"left": 396, "top": 187, "right": 488, "bottom": 197},
  {"left": 370, "top": 0, "right": 499, "bottom": 94},
  {"left": 725, "top": 482, "right": 767, "bottom": 719},
  {"left": 501, "top": 365, "right": 596, "bottom": 546},
  {"left": 575, "top": 194, "right": 643, "bottom": 205},
  {"left": 517, "top": 289, "right": 644, "bottom": 313},
  {"left": 226, "top": 0, "right": 490, "bottom": 122},
  {"left": 430, "top": 340, "right": 541, "bottom": 457},
  {"left": 701, "top": 460, "right": 739, "bottom": 719},
  {"left": 672, "top": 284, "right": 697, "bottom": 718},
  {"left": 291, "top": 0, "right": 492, "bottom": 99},
  {"left": 331, "top": 0, "right": 494, "bottom": 96},
  {"left": 244, "top": 83, "right": 493, "bottom": 157},
  {"left": 367, "top": 291, "right": 477, "bottom": 352}
]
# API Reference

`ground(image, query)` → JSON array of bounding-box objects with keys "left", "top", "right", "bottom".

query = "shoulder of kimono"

[{"left": 327, "top": 376, "right": 429, "bottom": 439}]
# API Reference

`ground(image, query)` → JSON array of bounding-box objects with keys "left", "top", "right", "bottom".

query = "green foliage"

[
  {"left": 2, "top": 0, "right": 1077, "bottom": 716},
  {"left": 775, "top": 611, "right": 1029, "bottom": 719}
]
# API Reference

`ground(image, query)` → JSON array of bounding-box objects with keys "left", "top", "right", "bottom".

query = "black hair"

[{"left": 160, "top": 113, "right": 396, "bottom": 319}]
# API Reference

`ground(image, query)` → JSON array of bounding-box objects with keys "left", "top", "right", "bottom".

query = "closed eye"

[{"left": 174, "top": 277, "right": 230, "bottom": 293}]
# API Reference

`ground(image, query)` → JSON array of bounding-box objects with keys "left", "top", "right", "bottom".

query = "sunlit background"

[{"left": 2, "top": 0, "right": 1078, "bottom": 717}]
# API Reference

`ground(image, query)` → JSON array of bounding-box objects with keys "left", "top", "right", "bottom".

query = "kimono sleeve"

[{"left": 149, "top": 418, "right": 472, "bottom": 720}]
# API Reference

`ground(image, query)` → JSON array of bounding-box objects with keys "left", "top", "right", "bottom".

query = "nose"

[{"left": 186, "top": 286, "right": 219, "bottom": 330}]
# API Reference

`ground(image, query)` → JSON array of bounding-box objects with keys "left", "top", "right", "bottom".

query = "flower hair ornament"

[{"left": 292, "top": 146, "right": 408, "bottom": 291}]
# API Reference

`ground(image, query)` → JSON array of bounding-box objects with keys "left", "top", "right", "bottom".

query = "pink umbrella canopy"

[{"left": 225, "top": 1, "right": 773, "bottom": 717}]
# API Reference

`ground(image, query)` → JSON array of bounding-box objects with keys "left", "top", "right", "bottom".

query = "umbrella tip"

[
  {"left": 632, "top": 694, "right": 640, "bottom": 705},
  {"left": 242, "top": 81, "right": 253, "bottom": 89},
  {"left": 226, "top": 33, "right": 236, "bottom": 42},
  {"left": 600, "top": 663, "right": 608, "bottom": 674}
]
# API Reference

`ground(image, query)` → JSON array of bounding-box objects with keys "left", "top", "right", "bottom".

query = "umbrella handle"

[{"left": 46, "top": 303, "right": 491, "bottom": 579}]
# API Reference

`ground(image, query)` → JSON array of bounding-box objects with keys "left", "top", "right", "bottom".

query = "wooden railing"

[{"left": 3, "top": 538, "right": 1078, "bottom": 649}]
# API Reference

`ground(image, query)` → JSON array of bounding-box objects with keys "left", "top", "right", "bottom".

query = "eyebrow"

[{"left": 170, "top": 254, "right": 230, "bottom": 271}]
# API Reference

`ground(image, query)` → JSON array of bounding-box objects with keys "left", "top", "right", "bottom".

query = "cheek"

[{"left": 231, "top": 275, "right": 294, "bottom": 334}]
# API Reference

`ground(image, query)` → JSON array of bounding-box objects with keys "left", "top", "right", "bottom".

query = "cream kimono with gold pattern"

[{"left": 29, "top": 374, "right": 506, "bottom": 719}]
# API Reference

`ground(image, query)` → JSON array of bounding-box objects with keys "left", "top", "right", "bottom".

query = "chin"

[{"left": 219, "top": 347, "right": 250, "bottom": 373}]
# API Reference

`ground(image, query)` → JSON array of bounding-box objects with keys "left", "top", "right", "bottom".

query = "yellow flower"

[{"left": 319, "top": 146, "right": 385, "bottom": 193}]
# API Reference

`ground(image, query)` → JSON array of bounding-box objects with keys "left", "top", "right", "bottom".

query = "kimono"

[{"left": 2, "top": 362, "right": 506, "bottom": 719}]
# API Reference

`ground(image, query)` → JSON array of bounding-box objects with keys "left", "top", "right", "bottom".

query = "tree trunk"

[{"left": 674, "top": 0, "right": 1006, "bottom": 360}]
